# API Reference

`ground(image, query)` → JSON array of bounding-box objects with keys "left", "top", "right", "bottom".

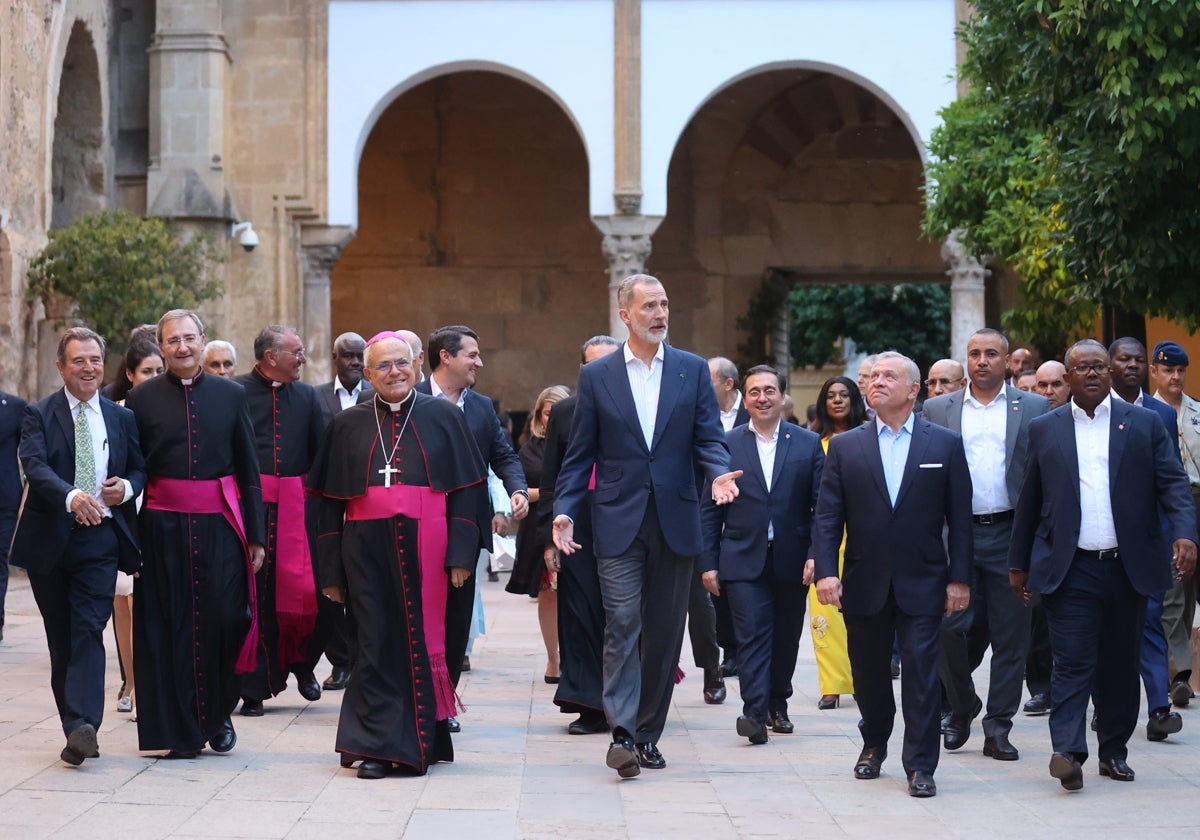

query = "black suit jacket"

[
  {"left": 11, "top": 390, "right": 146, "bottom": 574},
  {"left": 812, "top": 415, "right": 973, "bottom": 616},
  {"left": 1009, "top": 399, "right": 1197, "bottom": 597},
  {"left": 314, "top": 378, "right": 374, "bottom": 426},
  {"left": 700, "top": 421, "right": 824, "bottom": 583},
  {"left": 0, "top": 390, "right": 27, "bottom": 513}
]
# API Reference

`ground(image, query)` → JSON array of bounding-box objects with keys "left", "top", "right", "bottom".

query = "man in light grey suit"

[{"left": 922, "top": 328, "right": 1049, "bottom": 760}]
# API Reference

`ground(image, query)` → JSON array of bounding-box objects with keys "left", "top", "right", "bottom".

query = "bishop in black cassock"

[
  {"left": 307, "top": 333, "right": 488, "bottom": 778},
  {"left": 125, "top": 310, "right": 264, "bottom": 758}
]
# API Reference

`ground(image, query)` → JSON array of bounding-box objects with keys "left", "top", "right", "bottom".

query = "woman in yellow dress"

[{"left": 804, "top": 375, "right": 867, "bottom": 709}]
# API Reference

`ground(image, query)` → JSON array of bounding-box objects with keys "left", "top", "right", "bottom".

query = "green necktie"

[{"left": 75, "top": 402, "right": 96, "bottom": 494}]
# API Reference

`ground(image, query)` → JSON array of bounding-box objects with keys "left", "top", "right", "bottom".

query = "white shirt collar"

[
  {"left": 334, "top": 375, "right": 362, "bottom": 396},
  {"left": 875, "top": 412, "right": 915, "bottom": 437},
  {"left": 623, "top": 341, "right": 665, "bottom": 367},
  {"left": 964, "top": 382, "right": 1005, "bottom": 408},
  {"left": 430, "top": 372, "right": 467, "bottom": 408},
  {"left": 1111, "top": 388, "right": 1143, "bottom": 407},
  {"left": 64, "top": 388, "right": 101, "bottom": 414},
  {"left": 1071, "top": 395, "right": 1112, "bottom": 421},
  {"left": 750, "top": 419, "right": 781, "bottom": 443}
]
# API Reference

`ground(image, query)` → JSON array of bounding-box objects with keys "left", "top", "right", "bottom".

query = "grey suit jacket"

[
  {"left": 921, "top": 383, "right": 1049, "bottom": 508},
  {"left": 314, "top": 379, "right": 374, "bottom": 426}
]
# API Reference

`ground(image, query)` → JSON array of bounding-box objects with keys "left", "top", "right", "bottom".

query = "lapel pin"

[
  {"left": 785, "top": 433, "right": 791, "bottom": 439},
  {"left": 1118, "top": 423, "right": 1125, "bottom": 430}
]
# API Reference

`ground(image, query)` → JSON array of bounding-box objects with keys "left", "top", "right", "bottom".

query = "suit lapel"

[
  {"left": 52, "top": 390, "right": 75, "bottom": 458},
  {"left": 737, "top": 427, "right": 768, "bottom": 495},
  {"left": 599, "top": 347, "right": 649, "bottom": 454},
  {"left": 769, "top": 425, "right": 791, "bottom": 497},
  {"left": 1053, "top": 408, "right": 1081, "bottom": 505},
  {"left": 1004, "top": 385, "right": 1023, "bottom": 462},
  {"left": 893, "top": 418, "right": 928, "bottom": 509},
  {"left": 947, "top": 390, "right": 964, "bottom": 434},
  {"left": 100, "top": 399, "right": 121, "bottom": 476},
  {"left": 857, "top": 422, "right": 891, "bottom": 507},
  {"left": 1109, "top": 400, "right": 1130, "bottom": 493},
  {"left": 650, "top": 347, "right": 684, "bottom": 452}
]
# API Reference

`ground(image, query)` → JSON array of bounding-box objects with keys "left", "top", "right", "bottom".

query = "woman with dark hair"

[
  {"left": 804, "top": 375, "right": 866, "bottom": 709},
  {"left": 110, "top": 340, "right": 164, "bottom": 720},
  {"left": 506, "top": 385, "right": 570, "bottom": 682}
]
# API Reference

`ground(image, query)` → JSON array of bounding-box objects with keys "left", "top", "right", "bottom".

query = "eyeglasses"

[
  {"left": 275, "top": 348, "right": 307, "bottom": 360},
  {"left": 924, "top": 378, "right": 960, "bottom": 388},
  {"left": 373, "top": 359, "right": 412, "bottom": 373},
  {"left": 1069, "top": 363, "right": 1109, "bottom": 376},
  {"left": 164, "top": 334, "right": 201, "bottom": 349}
]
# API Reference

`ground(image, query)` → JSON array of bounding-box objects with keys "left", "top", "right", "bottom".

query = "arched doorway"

[
  {"left": 652, "top": 66, "right": 945, "bottom": 397},
  {"left": 332, "top": 70, "right": 600, "bottom": 411}
]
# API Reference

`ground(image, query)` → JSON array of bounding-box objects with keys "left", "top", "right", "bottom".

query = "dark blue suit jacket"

[
  {"left": 812, "top": 415, "right": 973, "bottom": 616},
  {"left": 1009, "top": 399, "right": 1197, "bottom": 597},
  {"left": 11, "top": 390, "right": 146, "bottom": 574},
  {"left": 0, "top": 390, "right": 27, "bottom": 513},
  {"left": 700, "top": 420, "right": 824, "bottom": 582},
  {"left": 554, "top": 343, "right": 731, "bottom": 559}
]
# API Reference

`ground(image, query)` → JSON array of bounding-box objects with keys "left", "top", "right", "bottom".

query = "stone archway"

[
  {"left": 331, "top": 70, "right": 601, "bottom": 411},
  {"left": 652, "top": 66, "right": 944, "bottom": 383},
  {"left": 51, "top": 21, "right": 106, "bottom": 229}
]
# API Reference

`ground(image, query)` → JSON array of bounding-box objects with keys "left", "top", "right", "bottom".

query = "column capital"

[
  {"left": 943, "top": 230, "right": 990, "bottom": 362},
  {"left": 941, "top": 230, "right": 990, "bottom": 290},
  {"left": 593, "top": 214, "right": 662, "bottom": 341}
]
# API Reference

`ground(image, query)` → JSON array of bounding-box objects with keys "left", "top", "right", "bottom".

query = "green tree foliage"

[
  {"left": 27, "top": 210, "right": 222, "bottom": 351},
  {"left": 788, "top": 283, "right": 951, "bottom": 381},
  {"left": 924, "top": 0, "right": 1200, "bottom": 351}
]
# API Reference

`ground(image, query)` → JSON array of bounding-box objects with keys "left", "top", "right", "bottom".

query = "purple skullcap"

[{"left": 365, "top": 330, "right": 405, "bottom": 347}]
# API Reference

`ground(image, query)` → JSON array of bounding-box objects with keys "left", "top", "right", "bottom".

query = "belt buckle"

[{"left": 1098, "top": 548, "right": 1119, "bottom": 561}]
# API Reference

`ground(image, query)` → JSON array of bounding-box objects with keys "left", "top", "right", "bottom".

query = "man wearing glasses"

[
  {"left": 924, "top": 359, "right": 967, "bottom": 398},
  {"left": 234, "top": 326, "right": 328, "bottom": 715},
  {"left": 125, "top": 309, "right": 265, "bottom": 758},
  {"left": 1011, "top": 340, "right": 1196, "bottom": 790}
]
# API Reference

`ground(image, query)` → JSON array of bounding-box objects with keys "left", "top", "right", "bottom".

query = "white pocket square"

[{"left": 919, "top": 463, "right": 943, "bottom": 468}]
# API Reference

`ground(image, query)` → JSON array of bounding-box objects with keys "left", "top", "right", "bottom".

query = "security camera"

[{"left": 229, "top": 221, "right": 259, "bottom": 253}]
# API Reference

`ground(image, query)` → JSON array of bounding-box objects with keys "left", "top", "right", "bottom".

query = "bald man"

[
  {"left": 397, "top": 329, "right": 426, "bottom": 382},
  {"left": 925, "top": 360, "right": 967, "bottom": 398},
  {"left": 1035, "top": 361, "right": 1070, "bottom": 410}
]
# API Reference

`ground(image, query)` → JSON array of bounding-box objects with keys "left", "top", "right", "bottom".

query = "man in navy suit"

[
  {"left": 700, "top": 365, "right": 824, "bottom": 743},
  {"left": 1009, "top": 339, "right": 1197, "bottom": 791},
  {"left": 1108, "top": 337, "right": 1186, "bottom": 742},
  {"left": 813, "top": 351, "right": 973, "bottom": 797},
  {"left": 0, "top": 387, "right": 28, "bottom": 642},
  {"left": 922, "top": 328, "right": 1049, "bottom": 760},
  {"left": 314, "top": 332, "right": 374, "bottom": 426},
  {"left": 417, "top": 324, "right": 527, "bottom": 727},
  {"left": 553, "top": 274, "right": 739, "bottom": 779},
  {"left": 10, "top": 327, "right": 145, "bottom": 765}
]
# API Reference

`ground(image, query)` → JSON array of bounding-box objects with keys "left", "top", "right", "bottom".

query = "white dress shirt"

[
  {"left": 429, "top": 373, "right": 468, "bottom": 411},
  {"left": 719, "top": 392, "right": 743, "bottom": 432},
  {"left": 960, "top": 385, "right": 1012, "bottom": 514},
  {"left": 63, "top": 389, "right": 132, "bottom": 515},
  {"left": 624, "top": 341, "right": 665, "bottom": 449},
  {"left": 1072, "top": 396, "right": 1118, "bottom": 550},
  {"left": 334, "top": 375, "right": 364, "bottom": 411},
  {"left": 752, "top": 420, "right": 780, "bottom": 539}
]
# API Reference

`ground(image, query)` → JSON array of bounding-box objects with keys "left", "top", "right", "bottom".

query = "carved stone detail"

[{"left": 942, "top": 230, "right": 990, "bottom": 362}]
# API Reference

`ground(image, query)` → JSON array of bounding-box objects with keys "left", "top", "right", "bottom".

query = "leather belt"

[
  {"left": 1076, "top": 547, "right": 1120, "bottom": 561},
  {"left": 972, "top": 510, "right": 1014, "bottom": 526}
]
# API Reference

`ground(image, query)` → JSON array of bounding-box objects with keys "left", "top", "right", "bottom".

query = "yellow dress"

[{"left": 808, "top": 434, "right": 854, "bottom": 695}]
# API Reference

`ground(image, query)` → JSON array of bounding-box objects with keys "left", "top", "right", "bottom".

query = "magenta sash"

[
  {"left": 145, "top": 475, "right": 259, "bottom": 674},
  {"left": 260, "top": 474, "right": 318, "bottom": 669},
  {"left": 345, "top": 484, "right": 460, "bottom": 720}
]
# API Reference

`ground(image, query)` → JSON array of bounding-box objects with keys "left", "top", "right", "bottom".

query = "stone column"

[
  {"left": 942, "top": 231, "right": 989, "bottom": 362},
  {"left": 299, "top": 224, "right": 355, "bottom": 384},
  {"left": 594, "top": 215, "right": 663, "bottom": 341},
  {"left": 613, "top": 0, "right": 642, "bottom": 214}
]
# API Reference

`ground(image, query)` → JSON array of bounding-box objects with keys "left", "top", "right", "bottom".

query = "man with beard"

[
  {"left": 125, "top": 309, "right": 264, "bottom": 758},
  {"left": 307, "top": 332, "right": 488, "bottom": 777},
  {"left": 234, "top": 326, "right": 327, "bottom": 715}
]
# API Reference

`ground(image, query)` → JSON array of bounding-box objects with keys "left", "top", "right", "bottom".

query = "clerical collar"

[
  {"left": 172, "top": 368, "right": 204, "bottom": 386},
  {"left": 378, "top": 390, "right": 415, "bottom": 412},
  {"left": 253, "top": 365, "right": 286, "bottom": 388}
]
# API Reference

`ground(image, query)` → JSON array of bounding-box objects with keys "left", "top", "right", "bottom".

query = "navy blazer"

[
  {"left": 921, "top": 383, "right": 1048, "bottom": 507},
  {"left": 700, "top": 420, "right": 824, "bottom": 583},
  {"left": 1009, "top": 399, "right": 1197, "bottom": 597},
  {"left": 415, "top": 380, "right": 526, "bottom": 496},
  {"left": 812, "top": 415, "right": 973, "bottom": 616},
  {"left": 10, "top": 390, "right": 146, "bottom": 574},
  {"left": 554, "top": 343, "right": 731, "bottom": 559},
  {"left": 0, "top": 390, "right": 27, "bottom": 512}
]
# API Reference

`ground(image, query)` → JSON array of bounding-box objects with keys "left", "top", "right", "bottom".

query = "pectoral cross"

[{"left": 379, "top": 463, "right": 399, "bottom": 488}]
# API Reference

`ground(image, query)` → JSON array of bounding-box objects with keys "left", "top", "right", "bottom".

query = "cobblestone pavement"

[{"left": 2, "top": 569, "right": 1199, "bottom": 838}]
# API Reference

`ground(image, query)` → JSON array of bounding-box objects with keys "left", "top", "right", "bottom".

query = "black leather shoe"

[
  {"left": 462, "top": 656, "right": 471, "bottom": 672},
  {"left": 1049, "top": 752, "right": 1083, "bottom": 791},
  {"left": 939, "top": 710, "right": 953, "bottom": 734},
  {"left": 703, "top": 666, "right": 726, "bottom": 704},
  {"left": 487, "top": 569, "right": 500, "bottom": 582},
  {"left": 982, "top": 734, "right": 1020, "bottom": 761},
  {"left": 164, "top": 750, "right": 200, "bottom": 759},
  {"left": 357, "top": 759, "right": 391, "bottom": 779},
  {"left": 1090, "top": 712, "right": 1098, "bottom": 732},
  {"left": 240, "top": 698, "right": 264, "bottom": 717},
  {"left": 568, "top": 713, "right": 610, "bottom": 735},
  {"left": 720, "top": 654, "right": 738, "bottom": 678},
  {"left": 854, "top": 746, "right": 887, "bottom": 779},
  {"left": 1023, "top": 692, "right": 1051, "bottom": 715},
  {"left": 323, "top": 667, "right": 350, "bottom": 691},
  {"left": 817, "top": 695, "right": 840, "bottom": 710},
  {"left": 209, "top": 718, "right": 237, "bottom": 753},
  {"left": 1169, "top": 679, "right": 1192, "bottom": 708},
  {"left": 736, "top": 716, "right": 769, "bottom": 745},
  {"left": 768, "top": 710, "right": 794, "bottom": 734},
  {"left": 1098, "top": 756, "right": 1135, "bottom": 781},
  {"left": 294, "top": 670, "right": 322, "bottom": 702},
  {"left": 635, "top": 741, "right": 666, "bottom": 769},
  {"left": 1147, "top": 707, "right": 1183, "bottom": 742},
  {"left": 907, "top": 770, "right": 936, "bottom": 797},
  {"left": 446, "top": 716, "right": 461, "bottom": 733},
  {"left": 943, "top": 695, "right": 983, "bottom": 751},
  {"left": 61, "top": 723, "right": 98, "bottom": 766},
  {"left": 606, "top": 737, "right": 640, "bottom": 778},
  {"left": 890, "top": 656, "right": 901, "bottom": 678}
]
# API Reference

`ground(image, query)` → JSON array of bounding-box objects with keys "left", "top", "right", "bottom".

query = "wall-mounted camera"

[{"left": 228, "top": 221, "right": 259, "bottom": 253}]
